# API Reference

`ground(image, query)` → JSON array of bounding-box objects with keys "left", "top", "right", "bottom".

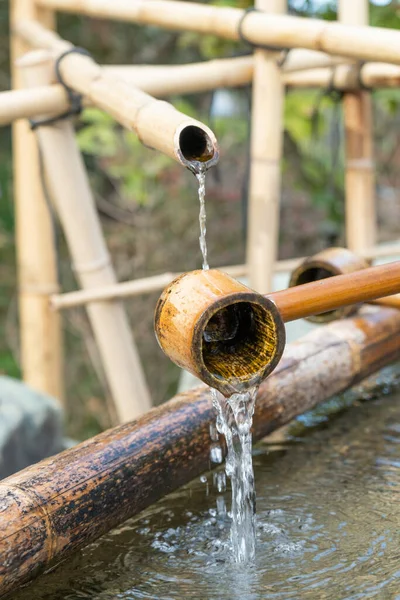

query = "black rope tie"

[
  {"left": 237, "top": 7, "right": 290, "bottom": 67},
  {"left": 30, "top": 47, "right": 92, "bottom": 130}
]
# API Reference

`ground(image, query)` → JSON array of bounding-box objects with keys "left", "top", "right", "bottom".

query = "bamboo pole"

[
  {"left": 4, "top": 58, "right": 400, "bottom": 129},
  {"left": 0, "top": 85, "right": 69, "bottom": 126},
  {"left": 284, "top": 62, "right": 400, "bottom": 91},
  {"left": 32, "top": 0, "right": 400, "bottom": 66},
  {"left": 19, "top": 50, "right": 152, "bottom": 423},
  {"left": 10, "top": 0, "right": 64, "bottom": 401},
  {"left": 14, "top": 20, "right": 219, "bottom": 170},
  {"left": 246, "top": 0, "right": 286, "bottom": 293},
  {"left": 268, "top": 260, "right": 400, "bottom": 322},
  {"left": 339, "top": 0, "right": 376, "bottom": 255},
  {"left": 1, "top": 305, "right": 400, "bottom": 597}
]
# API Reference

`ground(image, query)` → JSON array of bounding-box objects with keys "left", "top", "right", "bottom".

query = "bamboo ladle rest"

[{"left": 155, "top": 259, "right": 400, "bottom": 396}]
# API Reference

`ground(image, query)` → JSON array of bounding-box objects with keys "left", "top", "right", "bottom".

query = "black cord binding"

[
  {"left": 237, "top": 7, "right": 289, "bottom": 67},
  {"left": 30, "top": 47, "right": 92, "bottom": 130}
]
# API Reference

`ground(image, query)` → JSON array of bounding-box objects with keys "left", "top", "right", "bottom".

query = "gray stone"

[{"left": 0, "top": 376, "right": 64, "bottom": 480}]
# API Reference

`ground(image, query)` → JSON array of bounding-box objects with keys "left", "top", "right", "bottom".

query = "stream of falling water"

[
  {"left": 211, "top": 387, "right": 258, "bottom": 563},
  {"left": 194, "top": 163, "right": 257, "bottom": 563},
  {"left": 196, "top": 166, "right": 209, "bottom": 271}
]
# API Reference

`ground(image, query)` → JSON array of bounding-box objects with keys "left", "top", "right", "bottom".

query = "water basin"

[{"left": 13, "top": 386, "right": 400, "bottom": 600}]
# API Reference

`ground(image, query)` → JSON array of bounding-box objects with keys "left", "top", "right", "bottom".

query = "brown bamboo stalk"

[
  {"left": 14, "top": 19, "right": 218, "bottom": 170},
  {"left": 32, "top": 0, "right": 400, "bottom": 66},
  {"left": 10, "top": 0, "right": 64, "bottom": 402},
  {"left": 339, "top": 0, "right": 376, "bottom": 255},
  {"left": 246, "top": 0, "right": 286, "bottom": 293},
  {"left": 1, "top": 304, "right": 400, "bottom": 596},
  {"left": 19, "top": 50, "right": 152, "bottom": 423},
  {"left": 269, "top": 260, "right": 400, "bottom": 322}
]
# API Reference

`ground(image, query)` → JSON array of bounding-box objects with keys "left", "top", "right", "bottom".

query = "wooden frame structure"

[{"left": 4, "top": 0, "right": 400, "bottom": 421}]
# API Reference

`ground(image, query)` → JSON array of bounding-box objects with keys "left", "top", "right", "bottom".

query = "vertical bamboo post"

[
  {"left": 10, "top": 0, "right": 64, "bottom": 401},
  {"left": 338, "top": 0, "right": 376, "bottom": 254},
  {"left": 246, "top": 0, "right": 286, "bottom": 292},
  {"left": 19, "top": 50, "right": 152, "bottom": 423}
]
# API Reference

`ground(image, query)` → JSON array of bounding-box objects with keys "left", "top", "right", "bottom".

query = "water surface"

[{"left": 15, "top": 387, "right": 400, "bottom": 600}]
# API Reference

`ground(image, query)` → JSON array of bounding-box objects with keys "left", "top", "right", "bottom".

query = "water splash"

[
  {"left": 196, "top": 166, "right": 209, "bottom": 271},
  {"left": 211, "top": 387, "right": 258, "bottom": 563}
]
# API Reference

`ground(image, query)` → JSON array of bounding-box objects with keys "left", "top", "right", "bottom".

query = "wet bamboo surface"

[{"left": 1, "top": 306, "right": 400, "bottom": 597}]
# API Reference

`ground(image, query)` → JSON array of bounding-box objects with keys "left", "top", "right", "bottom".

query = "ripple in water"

[{"left": 14, "top": 391, "right": 400, "bottom": 600}]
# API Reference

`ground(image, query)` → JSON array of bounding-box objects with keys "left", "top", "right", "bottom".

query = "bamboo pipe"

[
  {"left": 10, "top": 0, "right": 64, "bottom": 402},
  {"left": 155, "top": 270, "right": 286, "bottom": 396},
  {"left": 1, "top": 305, "right": 400, "bottom": 598},
  {"left": 14, "top": 20, "right": 219, "bottom": 170},
  {"left": 339, "top": 0, "right": 376, "bottom": 256},
  {"left": 19, "top": 50, "right": 151, "bottom": 423},
  {"left": 33, "top": 0, "right": 400, "bottom": 66},
  {"left": 155, "top": 262, "right": 400, "bottom": 385},
  {"left": 246, "top": 0, "right": 286, "bottom": 293}
]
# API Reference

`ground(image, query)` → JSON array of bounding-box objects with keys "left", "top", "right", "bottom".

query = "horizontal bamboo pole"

[
  {"left": 50, "top": 246, "right": 400, "bottom": 310},
  {"left": 3, "top": 58, "right": 400, "bottom": 128},
  {"left": 1, "top": 304, "right": 400, "bottom": 596},
  {"left": 14, "top": 19, "right": 218, "bottom": 169},
  {"left": 270, "top": 261, "right": 400, "bottom": 322},
  {"left": 34, "top": 0, "right": 400, "bottom": 66},
  {"left": 286, "top": 61, "right": 400, "bottom": 90}
]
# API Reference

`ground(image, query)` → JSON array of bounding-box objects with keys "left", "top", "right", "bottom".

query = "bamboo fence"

[{"left": 1, "top": 304, "right": 400, "bottom": 597}]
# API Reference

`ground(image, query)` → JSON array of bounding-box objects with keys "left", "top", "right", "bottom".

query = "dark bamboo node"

[{"left": 1, "top": 306, "right": 400, "bottom": 597}]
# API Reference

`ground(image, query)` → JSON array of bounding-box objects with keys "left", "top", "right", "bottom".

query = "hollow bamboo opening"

[
  {"left": 176, "top": 123, "right": 219, "bottom": 170},
  {"left": 194, "top": 294, "right": 285, "bottom": 393}
]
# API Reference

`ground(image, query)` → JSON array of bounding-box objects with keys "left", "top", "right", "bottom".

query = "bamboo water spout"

[
  {"left": 155, "top": 270, "right": 286, "bottom": 397},
  {"left": 14, "top": 20, "right": 219, "bottom": 170},
  {"left": 1, "top": 305, "right": 400, "bottom": 597},
  {"left": 155, "top": 261, "right": 400, "bottom": 386}
]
